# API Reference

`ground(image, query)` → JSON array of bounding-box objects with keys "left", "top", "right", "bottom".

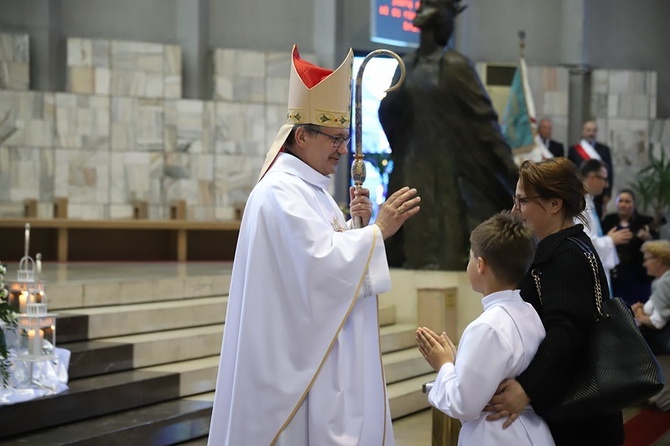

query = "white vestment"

[
  {"left": 428, "top": 290, "right": 554, "bottom": 446},
  {"left": 577, "top": 194, "right": 619, "bottom": 288},
  {"left": 208, "top": 152, "right": 395, "bottom": 445}
]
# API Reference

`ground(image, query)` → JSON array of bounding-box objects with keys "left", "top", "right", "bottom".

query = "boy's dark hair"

[
  {"left": 580, "top": 158, "right": 606, "bottom": 178},
  {"left": 469, "top": 212, "right": 536, "bottom": 285}
]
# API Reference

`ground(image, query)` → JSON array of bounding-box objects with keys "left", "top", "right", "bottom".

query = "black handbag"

[{"left": 532, "top": 236, "right": 664, "bottom": 422}]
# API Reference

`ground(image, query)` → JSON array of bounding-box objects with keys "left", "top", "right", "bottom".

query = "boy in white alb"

[{"left": 417, "top": 212, "right": 554, "bottom": 445}]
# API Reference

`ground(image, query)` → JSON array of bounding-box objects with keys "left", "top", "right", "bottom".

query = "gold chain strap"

[{"left": 532, "top": 236, "right": 608, "bottom": 322}]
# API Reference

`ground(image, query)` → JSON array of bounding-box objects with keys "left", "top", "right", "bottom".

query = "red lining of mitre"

[{"left": 293, "top": 46, "right": 333, "bottom": 89}]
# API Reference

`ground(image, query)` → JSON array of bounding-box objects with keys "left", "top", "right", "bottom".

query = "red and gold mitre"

[{"left": 258, "top": 45, "right": 354, "bottom": 180}]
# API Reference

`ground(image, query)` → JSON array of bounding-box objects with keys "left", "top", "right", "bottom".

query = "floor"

[{"left": 22, "top": 262, "right": 670, "bottom": 445}]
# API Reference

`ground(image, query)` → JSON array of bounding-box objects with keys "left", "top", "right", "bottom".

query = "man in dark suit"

[
  {"left": 568, "top": 119, "right": 613, "bottom": 219},
  {"left": 537, "top": 117, "right": 564, "bottom": 157}
]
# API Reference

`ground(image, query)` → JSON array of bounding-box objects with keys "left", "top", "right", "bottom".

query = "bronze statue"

[{"left": 379, "top": 0, "right": 518, "bottom": 270}]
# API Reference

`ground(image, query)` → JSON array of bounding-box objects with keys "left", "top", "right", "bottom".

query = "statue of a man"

[{"left": 379, "top": 0, "right": 518, "bottom": 270}]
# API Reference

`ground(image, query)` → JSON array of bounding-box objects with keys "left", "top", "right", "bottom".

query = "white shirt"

[
  {"left": 428, "top": 289, "right": 554, "bottom": 446},
  {"left": 644, "top": 270, "right": 670, "bottom": 329},
  {"left": 208, "top": 152, "right": 394, "bottom": 445},
  {"left": 578, "top": 194, "right": 619, "bottom": 289}
]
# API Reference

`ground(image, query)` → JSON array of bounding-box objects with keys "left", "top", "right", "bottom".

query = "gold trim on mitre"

[{"left": 258, "top": 46, "right": 354, "bottom": 181}]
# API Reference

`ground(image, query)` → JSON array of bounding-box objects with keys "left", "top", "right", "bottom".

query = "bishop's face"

[{"left": 295, "top": 126, "right": 350, "bottom": 176}]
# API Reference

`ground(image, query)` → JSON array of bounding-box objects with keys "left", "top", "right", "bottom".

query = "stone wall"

[
  {"left": 0, "top": 30, "right": 667, "bottom": 221},
  {"left": 0, "top": 33, "right": 316, "bottom": 220}
]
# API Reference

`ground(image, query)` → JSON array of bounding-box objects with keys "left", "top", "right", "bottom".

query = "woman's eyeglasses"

[{"left": 512, "top": 195, "right": 540, "bottom": 207}]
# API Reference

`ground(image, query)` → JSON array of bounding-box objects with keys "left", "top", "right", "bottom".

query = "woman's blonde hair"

[{"left": 642, "top": 240, "right": 670, "bottom": 266}]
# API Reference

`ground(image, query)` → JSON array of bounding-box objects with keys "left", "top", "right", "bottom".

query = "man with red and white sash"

[{"left": 568, "top": 120, "right": 614, "bottom": 219}]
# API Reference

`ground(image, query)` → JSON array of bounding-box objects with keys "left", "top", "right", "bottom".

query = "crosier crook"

[{"left": 351, "top": 50, "right": 406, "bottom": 229}]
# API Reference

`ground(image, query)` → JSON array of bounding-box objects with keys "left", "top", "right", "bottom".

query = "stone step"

[
  {"left": 0, "top": 368, "right": 181, "bottom": 439},
  {"left": 0, "top": 397, "right": 213, "bottom": 446},
  {"left": 57, "top": 296, "right": 228, "bottom": 340},
  {"left": 62, "top": 314, "right": 404, "bottom": 379},
  {"left": 388, "top": 373, "right": 437, "bottom": 419},
  {"left": 379, "top": 303, "right": 397, "bottom": 327},
  {"left": 380, "top": 323, "right": 418, "bottom": 353},
  {"left": 383, "top": 348, "right": 435, "bottom": 385},
  {"left": 47, "top": 273, "right": 231, "bottom": 311},
  {"left": 0, "top": 343, "right": 433, "bottom": 440}
]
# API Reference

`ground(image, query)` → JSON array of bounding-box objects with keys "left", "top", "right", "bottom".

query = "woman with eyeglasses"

[
  {"left": 602, "top": 189, "right": 657, "bottom": 306},
  {"left": 486, "top": 157, "right": 624, "bottom": 445}
]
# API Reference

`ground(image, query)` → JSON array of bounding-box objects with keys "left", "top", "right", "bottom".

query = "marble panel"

[
  {"left": 68, "top": 66, "right": 94, "bottom": 94},
  {"left": 164, "top": 75, "right": 181, "bottom": 99},
  {"left": 164, "top": 45, "right": 182, "bottom": 76},
  {"left": 67, "top": 38, "right": 93, "bottom": 67},
  {"left": 67, "top": 203, "right": 107, "bottom": 219},
  {"left": 542, "top": 91, "right": 568, "bottom": 116},
  {"left": 648, "top": 120, "right": 666, "bottom": 143},
  {"left": 213, "top": 77, "right": 233, "bottom": 102},
  {"left": 591, "top": 93, "right": 608, "bottom": 119},
  {"left": 266, "top": 103, "right": 288, "bottom": 142},
  {"left": 215, "top": 206, "right": 236, "bottom": 220},
  {"left": 94, "top": 67, "right": 112, "bottom": 95},
  {"left": 213, "top": 49, "right": 266, "bottom": 102},
  {"left": 0, "top": 62, "right": 29, "bottom": 90},
  {"left": 92, "top": 40, "right": 111, "bottom": 68},
  {"left": 214, "top": 75, "right": 265, "bottom": 102},
  {"left": 0, "top": 33, "right": 29, "bottom": 90},
  {"left": 0, "top": 202, "right": 23, "bottom": 218},
  {"left": 617, "top": 94, "right": 651, "bottom": 119},
  {"left": 266, "top": 77, "right": 289, "bottom": 105},
  {"left": 188, "top": 205, "right": 215, "bottom": 221},
  {"left": 54, "top": 149, "right": 110, "bottom": 204},
  {"left": 111, "top": 41, "right": 164, "bottom": 72},
  {"left": 650, "top": 96, "right": 657, "bottom": 120},
  {"left": 0, "top": 91, "right": 55, "bottom": 148},
  {"left": 108, "top": 204, "right": 135, "bottom": 219},
  {"left": 109, "top": 151, "right": 163, "bottom": 205},
  {"left": 111, "top": 70, "right": 165, "bottom": 98},
  {"left": 266, "top": 51, "right": 291, "bottom": 78},
  {"left": 54, "top": 93, "right": 110, "bottom": 149},
  {"left": 606, "top": 94, "right": 619, "bottom": 119},
  {"left": 591, "top": 70, "right": 609, "bottom": 94},
  {"left": 0, "top": 146, "right": 55, "bottom": 202},
  {"left": 164, "top": 100, "right": 214, "bottom": 153},
  {"left": 214, "top": 102, "right": 266, "bottom": 155},
  {"left": 608, "top": 70, "right": 650, "bottom": 95},
  {"left": 111, "top": 97, "right": 164, "bottom": 151},
  {"left": 214, "top": 154, "right": 260, "bottom": 208},
  {"left": 0, "top": 33, "right": 29, "bottom": 63}
]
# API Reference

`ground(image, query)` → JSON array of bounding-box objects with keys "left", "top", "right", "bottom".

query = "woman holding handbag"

[{"left": 485, "top": 157, "right": 624, "bottom": 445}]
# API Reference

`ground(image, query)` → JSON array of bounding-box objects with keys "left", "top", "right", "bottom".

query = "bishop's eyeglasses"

[{"left": 311, "top": 129, "right": 351, "bottom": 149}]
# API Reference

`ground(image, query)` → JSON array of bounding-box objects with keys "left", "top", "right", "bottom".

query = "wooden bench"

[{"left": 0, "top": 218, "right": 241, "bottom": 262}]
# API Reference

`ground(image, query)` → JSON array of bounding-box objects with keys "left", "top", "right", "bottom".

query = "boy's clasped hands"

[{"left": 416, "top": 326, "right": 458, "bottom": 372}]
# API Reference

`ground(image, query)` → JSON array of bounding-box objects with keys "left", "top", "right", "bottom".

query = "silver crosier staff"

[{"left": 351, "top": 50, "right": 406, "bottom": 229}]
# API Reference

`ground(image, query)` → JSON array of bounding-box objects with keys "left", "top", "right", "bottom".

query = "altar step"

[{"left": 1, "top": 271, "right": 434, "bottom": 444}]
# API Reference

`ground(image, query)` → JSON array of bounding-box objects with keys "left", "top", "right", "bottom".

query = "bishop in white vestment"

[{"left": 208, "top": 46, "right": 419, "bottom": 446}]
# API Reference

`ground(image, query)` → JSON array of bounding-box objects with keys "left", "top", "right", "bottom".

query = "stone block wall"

[
  {"left": 0, "top": 35, "right": 318, "bottom": 220},
  {"left": 0, "top": 30, "right": 666, "bottom": 221}
]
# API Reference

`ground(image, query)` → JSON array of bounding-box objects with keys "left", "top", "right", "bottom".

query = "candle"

[
  {"left": 19, "top": 291, "right": 28, "bottom": 313},
  {"left": 28, "top": 329, "right": 42, "bottom": 356}
]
